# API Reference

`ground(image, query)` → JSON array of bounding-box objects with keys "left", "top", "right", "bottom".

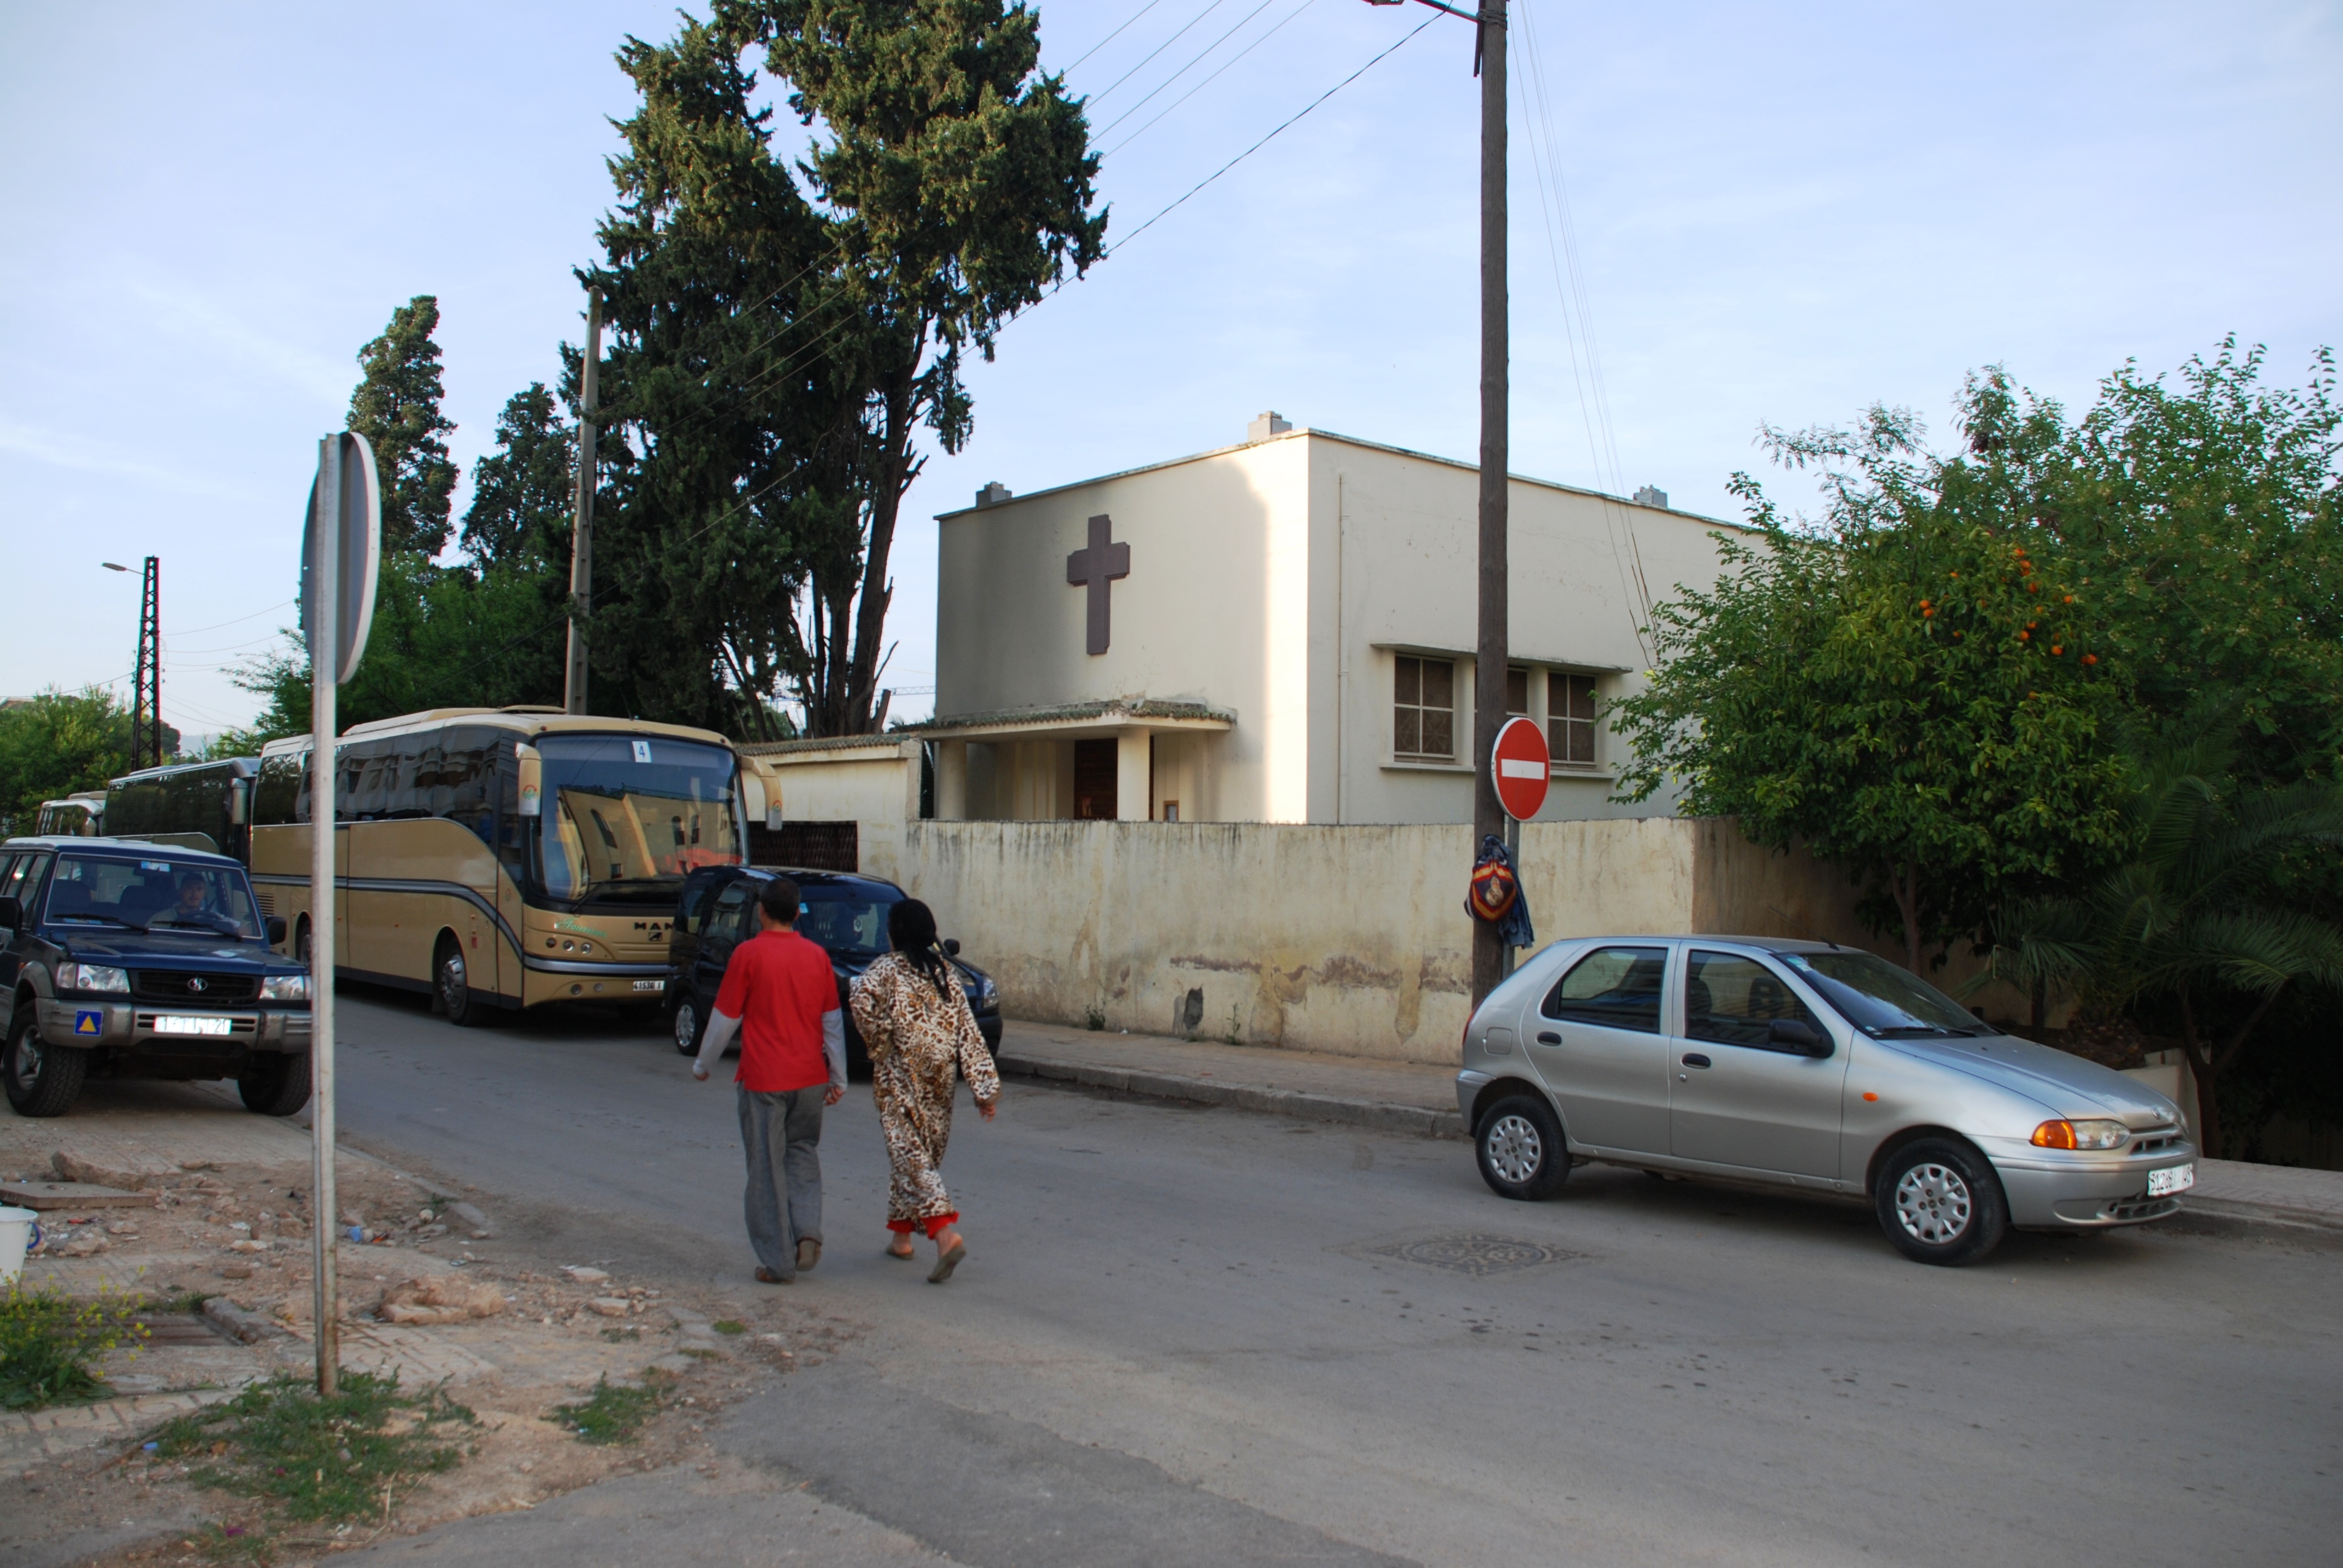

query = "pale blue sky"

[{"left": 2, "top": 0, "right": 2336, "bottom": 735}]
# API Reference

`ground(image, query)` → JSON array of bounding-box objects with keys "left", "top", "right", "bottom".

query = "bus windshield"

[{"left": 536, "top": 735, "right": 740, "bottom": 905}]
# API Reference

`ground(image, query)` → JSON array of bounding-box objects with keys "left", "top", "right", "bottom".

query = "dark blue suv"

[
  {"left": 1, "top": 837, "right": 314, "bottom": 1117},
  {"left": 664, "top": 866, "right": 1002, "bottom": 1074}
]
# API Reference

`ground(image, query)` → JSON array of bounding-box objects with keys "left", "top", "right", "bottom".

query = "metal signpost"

[
  {"left": 298, "top": 433, "right": 381, "bottom": 1394},
  {"left": 1491, "top": 715, "right": 1548, "bottom": 978}
]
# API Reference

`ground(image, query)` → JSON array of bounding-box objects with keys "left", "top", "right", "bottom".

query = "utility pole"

[
  {"left": 565, "top": 288, "right": 603, "bottom": 716},
  {"left": 1365, "top": 0, "right": 1509, "bottom": 1004},
  {"left": 131, "top": 556, "right": 163, "bottom": 769}
]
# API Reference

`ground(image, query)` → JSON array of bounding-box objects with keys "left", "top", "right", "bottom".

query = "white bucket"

[{"left": 0, "top": 1205, "right": 40, "bottom": 1287}]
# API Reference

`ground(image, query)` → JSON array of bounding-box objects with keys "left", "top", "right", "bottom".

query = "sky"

[{"left": 2, "top": 0, "right": 2337, "bottom": 737}]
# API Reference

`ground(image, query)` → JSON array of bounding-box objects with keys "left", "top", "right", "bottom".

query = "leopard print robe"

[{"left": 850, "top": 951, "right": 1002, "bottom": 1228}]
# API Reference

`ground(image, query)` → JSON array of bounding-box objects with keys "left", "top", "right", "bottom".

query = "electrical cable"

[
  {"left": 1098, "top": 0, "right": 1322, "bottom": 157},
  {"left": 165, "top": 598, "right": 295, "bottom": 639},
  {"left": 1092, "top": 0, "right": 1283, "bottom": 139},
  {"left": 1088, "top": 0, "right": 1233, "bottom": 105},
  {"left": 1063, "top": 0, "right": 1174, "bottom": 72}
]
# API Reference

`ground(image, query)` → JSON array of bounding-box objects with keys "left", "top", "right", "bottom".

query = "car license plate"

[
  {"left": 154, "top": 1015, "right": 233, "bottom": 1037},
  {"left": 2148, "top": 1163, "right": 2195, "bottom": 1197},
  {"left": 632, "top": 979, "right": 664, "bottom": 993}
]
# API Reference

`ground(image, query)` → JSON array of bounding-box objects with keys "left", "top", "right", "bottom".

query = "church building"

[{"left": 913, "top": 412, "right": 1738, "bottom": 826}]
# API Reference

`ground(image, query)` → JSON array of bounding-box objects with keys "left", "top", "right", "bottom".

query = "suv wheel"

[
  {"left": 435, "top": 936, "right": 490, "bottom": 1027},
  {"left": 1474, "top": 1094, "right": 1570, "bottom": 1200},
  {"left": 5, "top": 1005, "right": 88, "bottom": 1117},
  {"left": 239, "top": 1051, "right": 313, "bottom": 1116},
  {"left": 1875, "top": 1137, "right": 2008, "bottom": 1266},
  {"left": 672, "top": 991, "right": 705, "bottom": 1057}
]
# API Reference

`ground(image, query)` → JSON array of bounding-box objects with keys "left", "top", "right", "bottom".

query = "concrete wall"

[
  {"left": 859, "top": 816, "right": 1887, "bottom": 1065},
  {"left": 750, "top": 740, "right": 920, "bottom": 825}
]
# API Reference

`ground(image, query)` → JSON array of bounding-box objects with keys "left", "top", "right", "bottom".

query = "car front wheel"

[
  {"left": 1475, "top": 1093, "right": 1570, "bottom": 1200},
  {"left": 5, "top": 1006, "right": 88, "bottom": 1117},
  {"left": 672, "top": 991, "right": 704, "bottom": 1056},
  {"left": 1875, "top": 1137, "right": 2008, "bottom": 1266}
]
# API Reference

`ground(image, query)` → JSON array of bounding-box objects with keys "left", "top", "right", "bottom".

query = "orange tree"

[{"left": 1611, "top": 375, "right": 2137, "bottom": 973}]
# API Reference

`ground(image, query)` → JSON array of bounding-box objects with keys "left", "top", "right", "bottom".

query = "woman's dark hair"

[{"left": 887, "top": 898, "right": 952, "bottom": 997}]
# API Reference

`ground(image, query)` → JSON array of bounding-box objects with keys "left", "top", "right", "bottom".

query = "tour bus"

[
  {"left": 33, "top": 792, "right": 108, "bottom": 837},
  {"left": 103, "top": 757, "right": 259, "bottom": 861},
  {"left": 249, "top": 707, "right": 778, "bottom": 1024}
]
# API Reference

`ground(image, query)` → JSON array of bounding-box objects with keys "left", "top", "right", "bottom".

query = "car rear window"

[{"left": 1543, "top": 946, "right": 1667, "bottom": 1034}]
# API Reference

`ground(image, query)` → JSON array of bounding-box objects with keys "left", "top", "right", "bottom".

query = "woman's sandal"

[{"left": 928, "top": 1238, "right": 966, "bottom": 1284}]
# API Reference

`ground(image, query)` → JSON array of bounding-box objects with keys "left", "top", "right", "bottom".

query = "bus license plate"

[
  {"left": 2148, "top": 1163, "right": 2194, "bottom": 1197},
  {"left": 632, "top": 979, "right": 664, "bottom": 993},
  {"left": 154, "top": 1015, "right": 234, "bottom": 1037}
]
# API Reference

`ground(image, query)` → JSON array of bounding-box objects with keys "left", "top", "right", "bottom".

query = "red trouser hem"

[{"left": 887, "top": 1212, "right": 959, "bottom": 1239}]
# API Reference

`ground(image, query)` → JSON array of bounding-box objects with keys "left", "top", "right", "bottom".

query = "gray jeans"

[{"left": 737, "top": 1085, "right": 825, "bottom": 1278}]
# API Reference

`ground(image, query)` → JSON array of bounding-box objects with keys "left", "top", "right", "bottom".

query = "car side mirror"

[
  {"left": 0, "top": 896, "right": 19, "bottom": 932},
  {"left": 1770, "top": 1017, "right": 1830, "bottom": 1055},
  {"left": 267, "top": 915, "right": 289, "bottom": 947},
  {"left": 943, "top": 938, "right": 962, "bottom": 956}
]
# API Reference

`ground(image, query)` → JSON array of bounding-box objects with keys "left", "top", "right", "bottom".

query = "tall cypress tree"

[
  {"left": 349, "top": 296, "right": 459, "bottom": 558},
  {"left": 462, "top": 384, "right": 574, "bottom": 569}
]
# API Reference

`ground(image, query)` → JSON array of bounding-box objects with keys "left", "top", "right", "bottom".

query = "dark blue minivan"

[{"left": 2, "top": 837, "right": 314, "bottom": 1117}]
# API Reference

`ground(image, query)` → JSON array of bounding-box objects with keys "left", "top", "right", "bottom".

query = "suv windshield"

[
  {"left": 45, "top": 854, "right": 265, "bottom": 941},
  {"left": 537, "top": 736, "right": 741, "bottom": 906},
  {"left": 793, "top": 885, "right": 903, "bottom": 958},
  {"left": 1778, "top": 950, "right": 1981, "bottom": 1037}
]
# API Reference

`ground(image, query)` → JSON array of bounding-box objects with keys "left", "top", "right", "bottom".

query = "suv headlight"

[
  {"left": 972, "top": 975, "right": 998, "bottom": 1009},
  {"left": 260, "top": 974, "right": 312, "bottom": 1002},
  {"left": 2031, "top": 1118, "right": 2129, "bottom": 1151},
  {"left": 58, "top": 962, "right": 130, "bottom": 995}
]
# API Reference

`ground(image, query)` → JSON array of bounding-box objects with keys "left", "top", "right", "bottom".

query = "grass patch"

[
  {"left": 1, "top": 1285, "right": 149, "bottom": 1411},
  {"left": 149, "top": 1371, "right": 476, "bottom": 1524},
  {"left": 552, "top": 1376, "right": 662, "bottom": 1445},
  {"left": 711, "top": 1319, "right": 746, "bottom": 1335},
  {"left": 600, "top": 1327, "right": 640, "bottom": 1343}
]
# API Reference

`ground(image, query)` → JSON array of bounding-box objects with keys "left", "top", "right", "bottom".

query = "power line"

[
  {"left": 1106, "top": 10, "right": 1438, "bottom": 255},
  {"left": 1063, "top": 0, "right": 1175, "bottom": 71},
  {"left": 166, "top": 598, "right": 295, "bottom": 639},
  {"left": 1089, "top": 0, "right": 1234, "bottom": 105},
  {"left": 1100, "top": 0, "right": 1322, "bottom": 158},
  {"left": 1093, "top": 0, "right": 1283, "bottom": 139}
]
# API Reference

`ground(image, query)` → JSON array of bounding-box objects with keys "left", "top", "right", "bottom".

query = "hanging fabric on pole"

[{"left": 1466, "top": 832, "right": 1535, "bottom": 952}]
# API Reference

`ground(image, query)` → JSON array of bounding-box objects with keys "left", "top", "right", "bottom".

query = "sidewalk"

[{"left": 991, "top": 1019, "right": 2343, "bottom": 1238}]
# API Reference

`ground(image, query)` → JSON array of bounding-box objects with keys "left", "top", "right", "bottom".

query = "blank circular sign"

[{"left": 1493, "top": 715, "right": 1550, "bottom": 821}]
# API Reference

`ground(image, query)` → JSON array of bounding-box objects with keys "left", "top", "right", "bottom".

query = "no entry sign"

[{"left": 1492, "top": 714, "right": 1550, "bottom": 821}]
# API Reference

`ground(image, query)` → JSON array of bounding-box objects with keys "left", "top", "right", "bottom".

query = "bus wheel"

[{"left": 434, "top": 935, "right": 490, "bottom": 1028}]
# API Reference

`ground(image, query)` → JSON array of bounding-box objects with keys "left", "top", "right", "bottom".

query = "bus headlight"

[
  {"left": 59, "top": 962, "right": 130, "bottom": 994},
  {"left": 260, "top": 974, "right": 312, "bottom": 1002}
]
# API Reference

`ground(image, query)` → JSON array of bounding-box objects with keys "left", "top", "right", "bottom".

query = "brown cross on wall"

[{"left": 1066, "top": 513, "right": 1130, "bottom": 655}]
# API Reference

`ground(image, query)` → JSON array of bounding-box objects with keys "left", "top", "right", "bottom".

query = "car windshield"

[
  {"left": 793, "top": 886, "right": 903, "bottom": 958},
  {"left": 45, "top": 854, "right": 265, "bottom": 941},
  {"left": 1779, "top": 950, "right": 1981, "bottom": 1037},
  {"left": 536, "top": 735, "right": 741, "bottom": 906}
]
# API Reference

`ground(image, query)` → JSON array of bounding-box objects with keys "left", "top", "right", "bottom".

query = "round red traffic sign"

[{"left": 1492, "top": 715, "right": 1550, "bottom": 821}]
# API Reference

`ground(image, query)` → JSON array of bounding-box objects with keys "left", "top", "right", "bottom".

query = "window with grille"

[
  {"left": 1550, "top": 673, "right": 1599, "bottom": 767},
  {"left": 1394, "top": 655, "right": 1455, "bottom": 759}
]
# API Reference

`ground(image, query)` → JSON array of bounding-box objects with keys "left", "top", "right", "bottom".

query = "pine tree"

[
  {"left": 462, "top": 384, "right": 574, "bottom": 569},
  {"left": 349, "top": 296, "right": 459, "bottom": 557}
]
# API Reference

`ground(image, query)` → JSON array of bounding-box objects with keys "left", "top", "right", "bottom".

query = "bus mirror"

[
  {"left": 516, "top": 746, "right": 542, "bottom": 817},
  {"left": 228, "top": 778, "right": 251, "bottom": 825}
]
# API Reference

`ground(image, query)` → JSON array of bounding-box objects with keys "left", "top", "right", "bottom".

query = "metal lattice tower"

[{"left": 129, "top": 555, "right": 163, "bottom": 769}]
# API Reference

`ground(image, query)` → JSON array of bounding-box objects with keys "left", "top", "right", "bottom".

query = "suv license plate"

[
  {"left": 2148, "top": 1163, "right": 2195, "bottom": 1197},
  {"left": 154, "top": 1015, "right": 233, "bottom": 1037},
  {"left": 632, "top": 979, "right": 664, "bottom": 993}
]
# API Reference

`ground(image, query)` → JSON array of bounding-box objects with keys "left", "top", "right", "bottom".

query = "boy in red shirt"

[{"left": 692, "top": 876, "right": 845, "bottom": 1283}]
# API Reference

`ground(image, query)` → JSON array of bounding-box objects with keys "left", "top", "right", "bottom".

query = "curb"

[
  {"left": 2165, "top": 1196, "right": 2343, "bottom": 1245},
  {"left": 995, "top": 1051, "right": 1467, "bottom": 1141}
]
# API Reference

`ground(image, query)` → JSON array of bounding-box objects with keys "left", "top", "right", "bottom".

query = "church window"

[
  {"left": 1394, "top": 656, "right": 1455, "bottom": 759},
  {"left": 1550, "top": 673, "right": 1599, "bottom": 767}
]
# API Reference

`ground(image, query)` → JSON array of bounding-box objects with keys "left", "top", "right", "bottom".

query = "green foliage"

[
  {"left": 0, "top": 688, "right": 163, "bottom": 832},
  {"left": 462, "top": 383, "right": 576, "bottom": 571},
  {"left": 149, "top": 1370, "right": 474, "bottom": 1523},
  {"left": 551, "top": 1374, "right": 662, "bottom": 1444},
  {"left": 0, "top": 1284, "right": 149, "bottom": 1411},
  {"left": 349, "top": 298, "right": 460, "bottom": 558}
]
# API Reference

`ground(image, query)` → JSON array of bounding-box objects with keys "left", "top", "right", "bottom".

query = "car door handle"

[
  {"left": 1680, "top": 1053, "right": 1712, "bottom": 1068},
  {"left": 1536, "top": 1031, "right": 1561, "bottom": 1046}
]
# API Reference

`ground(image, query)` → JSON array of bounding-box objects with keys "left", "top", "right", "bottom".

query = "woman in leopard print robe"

[{"left": 850, "top": 899, "right": 1001, "bottom": 1281}]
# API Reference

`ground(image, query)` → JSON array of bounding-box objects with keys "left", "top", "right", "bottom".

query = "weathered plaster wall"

[{"left": 860, "top": 817, "right": 1886, "bottom": 1065}]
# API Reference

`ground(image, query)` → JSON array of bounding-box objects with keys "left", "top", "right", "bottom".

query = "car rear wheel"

[
  {"left": 1475, "top": 1094, "right": 1570, "bottom": 1201},
  {"left": 435, "top": 936, "right": 491, "bottom": 1028},
  {"left": 672, "top": 991, "right": 705, "bottom": 1056},
  {"left": 5, "top": 1006, "right": 88, "bottom": 1118},
  {"left": 1875, "top": 1137, "right": 2008, "bottom": 1266},
  {"left": 239, "top": 1051, "right": 313, "bottom": 1116}
]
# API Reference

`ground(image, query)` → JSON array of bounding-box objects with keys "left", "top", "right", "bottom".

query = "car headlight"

[
  {"left": 2031, "top": 1118, "right": 2129, "bottom": 1151},
  {"left": 260, "top": 974, "right": 312, "bottom": 1002},
  {"left": 58, "top": 962, "right": 129, "bottom": 995},
  {"left": 973, "top": 976, "right": 998, "bottom": 1008}
]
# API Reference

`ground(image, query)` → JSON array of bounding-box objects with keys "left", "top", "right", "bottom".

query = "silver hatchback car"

[{"left": 1457, "top": 936, "right": 2197, "bottom": 1265}]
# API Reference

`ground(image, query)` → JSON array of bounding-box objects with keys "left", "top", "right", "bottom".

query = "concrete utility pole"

[{"left": 565, "top": 287, "right": 603, "bottom": 716}]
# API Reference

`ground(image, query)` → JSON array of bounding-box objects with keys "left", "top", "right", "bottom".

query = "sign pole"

[{"left": 309, "top": 436, "right": 339, "bottom": 1397}]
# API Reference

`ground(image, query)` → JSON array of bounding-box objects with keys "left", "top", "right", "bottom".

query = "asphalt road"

[{"left": 324, "top": 991, "right": 2341, "bottom": 1568}]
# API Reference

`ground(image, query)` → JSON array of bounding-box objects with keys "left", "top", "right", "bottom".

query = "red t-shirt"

[{"left": 713, "top": 928, "right": 838, "bottom": 1093}]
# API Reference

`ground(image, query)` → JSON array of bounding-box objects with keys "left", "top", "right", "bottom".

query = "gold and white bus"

[{"left": 251, "top": 708, "right": 765, "bottom": 1024}]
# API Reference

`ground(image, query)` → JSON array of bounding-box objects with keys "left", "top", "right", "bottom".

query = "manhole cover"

[{"left": 1362, "top": 1233, "right": 1582, "bottom": 1276}]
